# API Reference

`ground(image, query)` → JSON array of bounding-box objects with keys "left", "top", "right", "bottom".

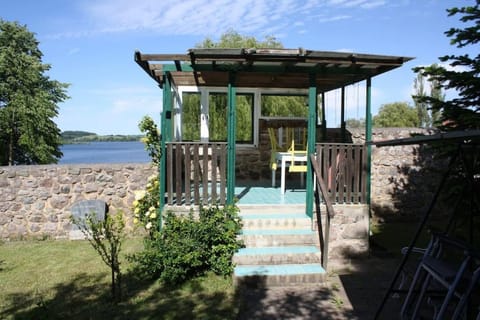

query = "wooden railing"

[
  {"left": 310, "top": 153, "right": 336, "bottom": 270},
  {"left": 165, "top": 142, "right": 227, "bottom": 206},
  {"left": 314, "top": 143, "right": 367, "bottom": 204},
  {"left": 310, "top": 143, "right": 367, "bottom": 269}
]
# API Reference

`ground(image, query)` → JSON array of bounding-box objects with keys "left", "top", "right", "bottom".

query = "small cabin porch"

[{"left": 135, "top": 48, "right": 412, "bottom": 269}]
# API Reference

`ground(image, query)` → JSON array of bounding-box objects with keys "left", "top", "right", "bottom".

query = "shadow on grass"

[
  {"left": 1, "top": 270, "right": 237, "bottom": 320},
  {"left": 1, "top": 261, "right": 393, "bottom": 320}
]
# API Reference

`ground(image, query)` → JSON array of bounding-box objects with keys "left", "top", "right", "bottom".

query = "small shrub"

[
  {"left": 129, "top": 205, "right": 243, "bottom": 285},
  {"left": 72, "top": 210, "right": 125, "bottom": 302}
]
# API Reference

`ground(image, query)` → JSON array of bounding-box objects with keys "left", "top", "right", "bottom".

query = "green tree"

[
  {"left": 183, "top": 30, "right": 291, "bottom": 143},
  {"left": 413, "top": 1, "right": 480, "bottom": 131},
  {"left": 413, "top": 72, "right": 430, "bottom": 127},
  {"left": 412, "top": 64, "right": 446, "bottom": 128},
  {"left": 0, "top": 20, "right": 69, "bottom": 165},
  {"left": 345, "top": 118, "right": 365, "bottom": 128},
  {"left": 429, "top": 75, "right": 444, "bottom": 126},
  {"left": 196, "top": 29, "right": 283, "bottom": 49},
  {"left": 373, "top": 102, "right": 419, "bottom": 128}
]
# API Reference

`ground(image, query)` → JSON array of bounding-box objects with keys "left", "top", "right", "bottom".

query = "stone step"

[
  {"left": 233, "top": 246, "right": 321, "bottom": 265},
  {"left": 234, "top": 263, "right": 326, "bottom": 288},
  {"left": 240, "top": 213, "right": 312, "bottom": 230},
  {"left": 239, "top": 229, "right": 318, "bottom": 247}
]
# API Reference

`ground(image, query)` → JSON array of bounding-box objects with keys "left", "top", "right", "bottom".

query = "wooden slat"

[
  {"left": 337, "top": 146, "right": 345, "bottom": 204},
  {"left": 345, "top": 145, "right": 353, "bottom": 202},
  {"left": 353, "top": 145, "right": 360, "bottom": 203},
  {"left": 166, "top": 144, "right": 173, "bottom": 205},
  {"left": 175, "top": 144, "right": 182, "bottom": 204},
  {"left": 322, "top": 145, "right": 329, "bottom": 199},
  {"left": 211, "top": 144, "right": 218, "bottom": 202},
  {"left": 202, "top": 143, "right": 209, "bottom": 205},
  {"left": 184, "top": 144, "right": 191, "bottom": 205},
  {"left": 361, "top": 146, "right": 367, "bottom": 203},
  {"left": 193, "top": 144, "right": 200, "bottom": 205},
  {"left": 220, "top": 144, "right": 226, "bottom": 204},
  {"left": 331, "top": 145, "right": 338, "bottom": 203}
]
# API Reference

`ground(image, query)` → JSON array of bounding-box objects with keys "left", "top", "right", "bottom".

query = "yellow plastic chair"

[{"left": 288, "top": 128, "right": 307, "bottom": 173}]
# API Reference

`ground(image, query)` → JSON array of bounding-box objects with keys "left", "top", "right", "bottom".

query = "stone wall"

[
  {"left": 0, "top": 164, "right": 156, "bottom": 240},
  {"left": 0, "top": 128, "right": 443, "bottom": 240},
  {"left": 350, "top": 127, "right": 442, "bottom": 218},
  {"left": 313, "top": 204, "right": 370, "bottom": 265}
]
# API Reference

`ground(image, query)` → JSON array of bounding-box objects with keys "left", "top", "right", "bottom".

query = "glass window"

[
  {"left": 181, "top": 92, "right": 201, "bottom": 141},
  {"left": 261, "top": 95, "right": 308, "bottom": 117},
  {"left": 209, "top": 92, "right": 254, "bottom": 144}
]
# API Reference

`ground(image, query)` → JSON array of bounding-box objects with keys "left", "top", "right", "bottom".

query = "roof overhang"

[{"left": 135, "top": 48, "right": 413, "bottom": 91}]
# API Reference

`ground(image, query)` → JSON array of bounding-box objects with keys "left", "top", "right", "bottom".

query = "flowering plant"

[
  {"left": 132, "top": 174, "right": 160, "bottom": 235},
  {"left": 132, "top": 116, "right": 161, "bottom": 235}
]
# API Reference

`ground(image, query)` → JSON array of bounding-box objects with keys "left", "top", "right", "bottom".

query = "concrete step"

[
  {"left": 238, "top": 204, "right": 306, "bottom": 215},
  {"left": 240, "top": 213, "right": 312, "bottom": 230},
  {"left": 239, "top": 229, "right": 318, "bottom": 247},
  {"left": 234, "top": 263, "right": 326, "bottom": 288},
  {"left": 233, "top": 246, "right": 321, "bottom": 265}
]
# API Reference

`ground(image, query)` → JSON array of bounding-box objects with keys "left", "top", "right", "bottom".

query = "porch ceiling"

[{"left": 135, "top": 48, "right": 413, "bottom": 91}]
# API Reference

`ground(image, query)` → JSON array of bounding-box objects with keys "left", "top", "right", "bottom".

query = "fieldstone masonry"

[
  {"left": 0, "top": 128, "right": 442, "bottom": 240},
  {"left": 349, "top": 127, "right": 441, "bottom": 217},
  {"left": 0, "top": 163, "right": 155, "bottom": 240}
]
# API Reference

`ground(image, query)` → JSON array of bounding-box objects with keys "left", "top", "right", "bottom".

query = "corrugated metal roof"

[{"left": 135, "top": 48, "right": 413, "bottom": 90}]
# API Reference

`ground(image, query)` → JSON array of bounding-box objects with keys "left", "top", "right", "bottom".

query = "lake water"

[{"left": 59, "top": 141, "right": 151, "bottom": 164}]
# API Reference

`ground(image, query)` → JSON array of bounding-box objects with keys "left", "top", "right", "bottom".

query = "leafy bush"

[
  {"left": 129, "top": 205, "right": 243, "bottom": 285},
  {"left": 72, "top": 210, "right": 125, "bottom": 302},
  {"left": 139, "top": 116, "right": 162, "bottom": 165}
]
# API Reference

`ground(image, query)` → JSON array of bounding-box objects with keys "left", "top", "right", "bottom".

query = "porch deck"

[{"left": 235, "top": 179, "right": 306, "bottom": 205}]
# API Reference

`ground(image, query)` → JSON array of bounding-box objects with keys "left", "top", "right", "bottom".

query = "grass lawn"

[{"left": 0, "top": 238, "right": 238, "bottom": 320}]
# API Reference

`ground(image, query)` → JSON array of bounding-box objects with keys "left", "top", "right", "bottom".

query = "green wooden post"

[
  {"left": 158, "top": 73, "right": 172, "bottom": 227},
  {"left": 341, "top": 86, "right": 346, "bottom": 142},
  {"left": 226, "top": 73, "right": 236, "bottom": 205},
  {"left": 321, "top": 92, "right": 326, "bottom": 141},
  {"left": 306, "top": 73, "right": 317, "bottom": 218},
  {"left": 365, "top": 78, "right": 372, "bottom": 206}
]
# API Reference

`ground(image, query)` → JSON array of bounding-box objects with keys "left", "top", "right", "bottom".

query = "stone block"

[
  {"left": 29, "top": 214, "right": 45, "bottom": 223},
  {"left": 50, "top": 195, "right": 69, "bottom": 209},
  {"left": 69, "top": 199, "right": 108, "bottom": 240},
  {"left": 85, "top": 183, "right": 98, "bottom": 193}
]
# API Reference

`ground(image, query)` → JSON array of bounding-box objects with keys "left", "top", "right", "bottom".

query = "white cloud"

[
  {"left": 74, "top": 0, "right": 391, "bottom": 38},
  {"left": 327, "top": 0, "right": 385, "bottom": 9},
  {"left": 316, "top": 15, "right": 351, "bottom": 23}
]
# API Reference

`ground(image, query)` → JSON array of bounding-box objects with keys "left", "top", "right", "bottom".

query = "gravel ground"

[{"left": 236, "top": 256, "right": 405, "bottom": 320}]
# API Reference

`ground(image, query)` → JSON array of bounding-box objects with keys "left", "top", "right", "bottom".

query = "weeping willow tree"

[
  {"left": 182, "top": 93, "right": 201, "bottom": 141},
  {"left": 261, "top": 95, "right": 308, "bottom": 117},
  {"left": 180, "top": 30, "right": 311, "bottom": 143}
]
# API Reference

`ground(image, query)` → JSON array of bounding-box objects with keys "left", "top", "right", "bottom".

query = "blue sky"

[{"left": 2, "top": 0, "right": 473, "bottom": 134}]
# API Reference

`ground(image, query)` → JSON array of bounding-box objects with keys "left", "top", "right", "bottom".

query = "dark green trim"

[
  {"left": 305, "top": 73, "right": 317, "bottom": 219},
  {"left": 321, "top": 92, "right": 327, "bottom": 141},
  {"left": 341, "top": 87, "right": 346, "bottom": 142},
  {"left": 158, "top": 73, "right": 172, "bottom": 227},
  {"left": 365, "top": 78, "right": 372, "bottom": 206},
  {"left": 226, "top": 73, "right": 236, "bottom": 204}
]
